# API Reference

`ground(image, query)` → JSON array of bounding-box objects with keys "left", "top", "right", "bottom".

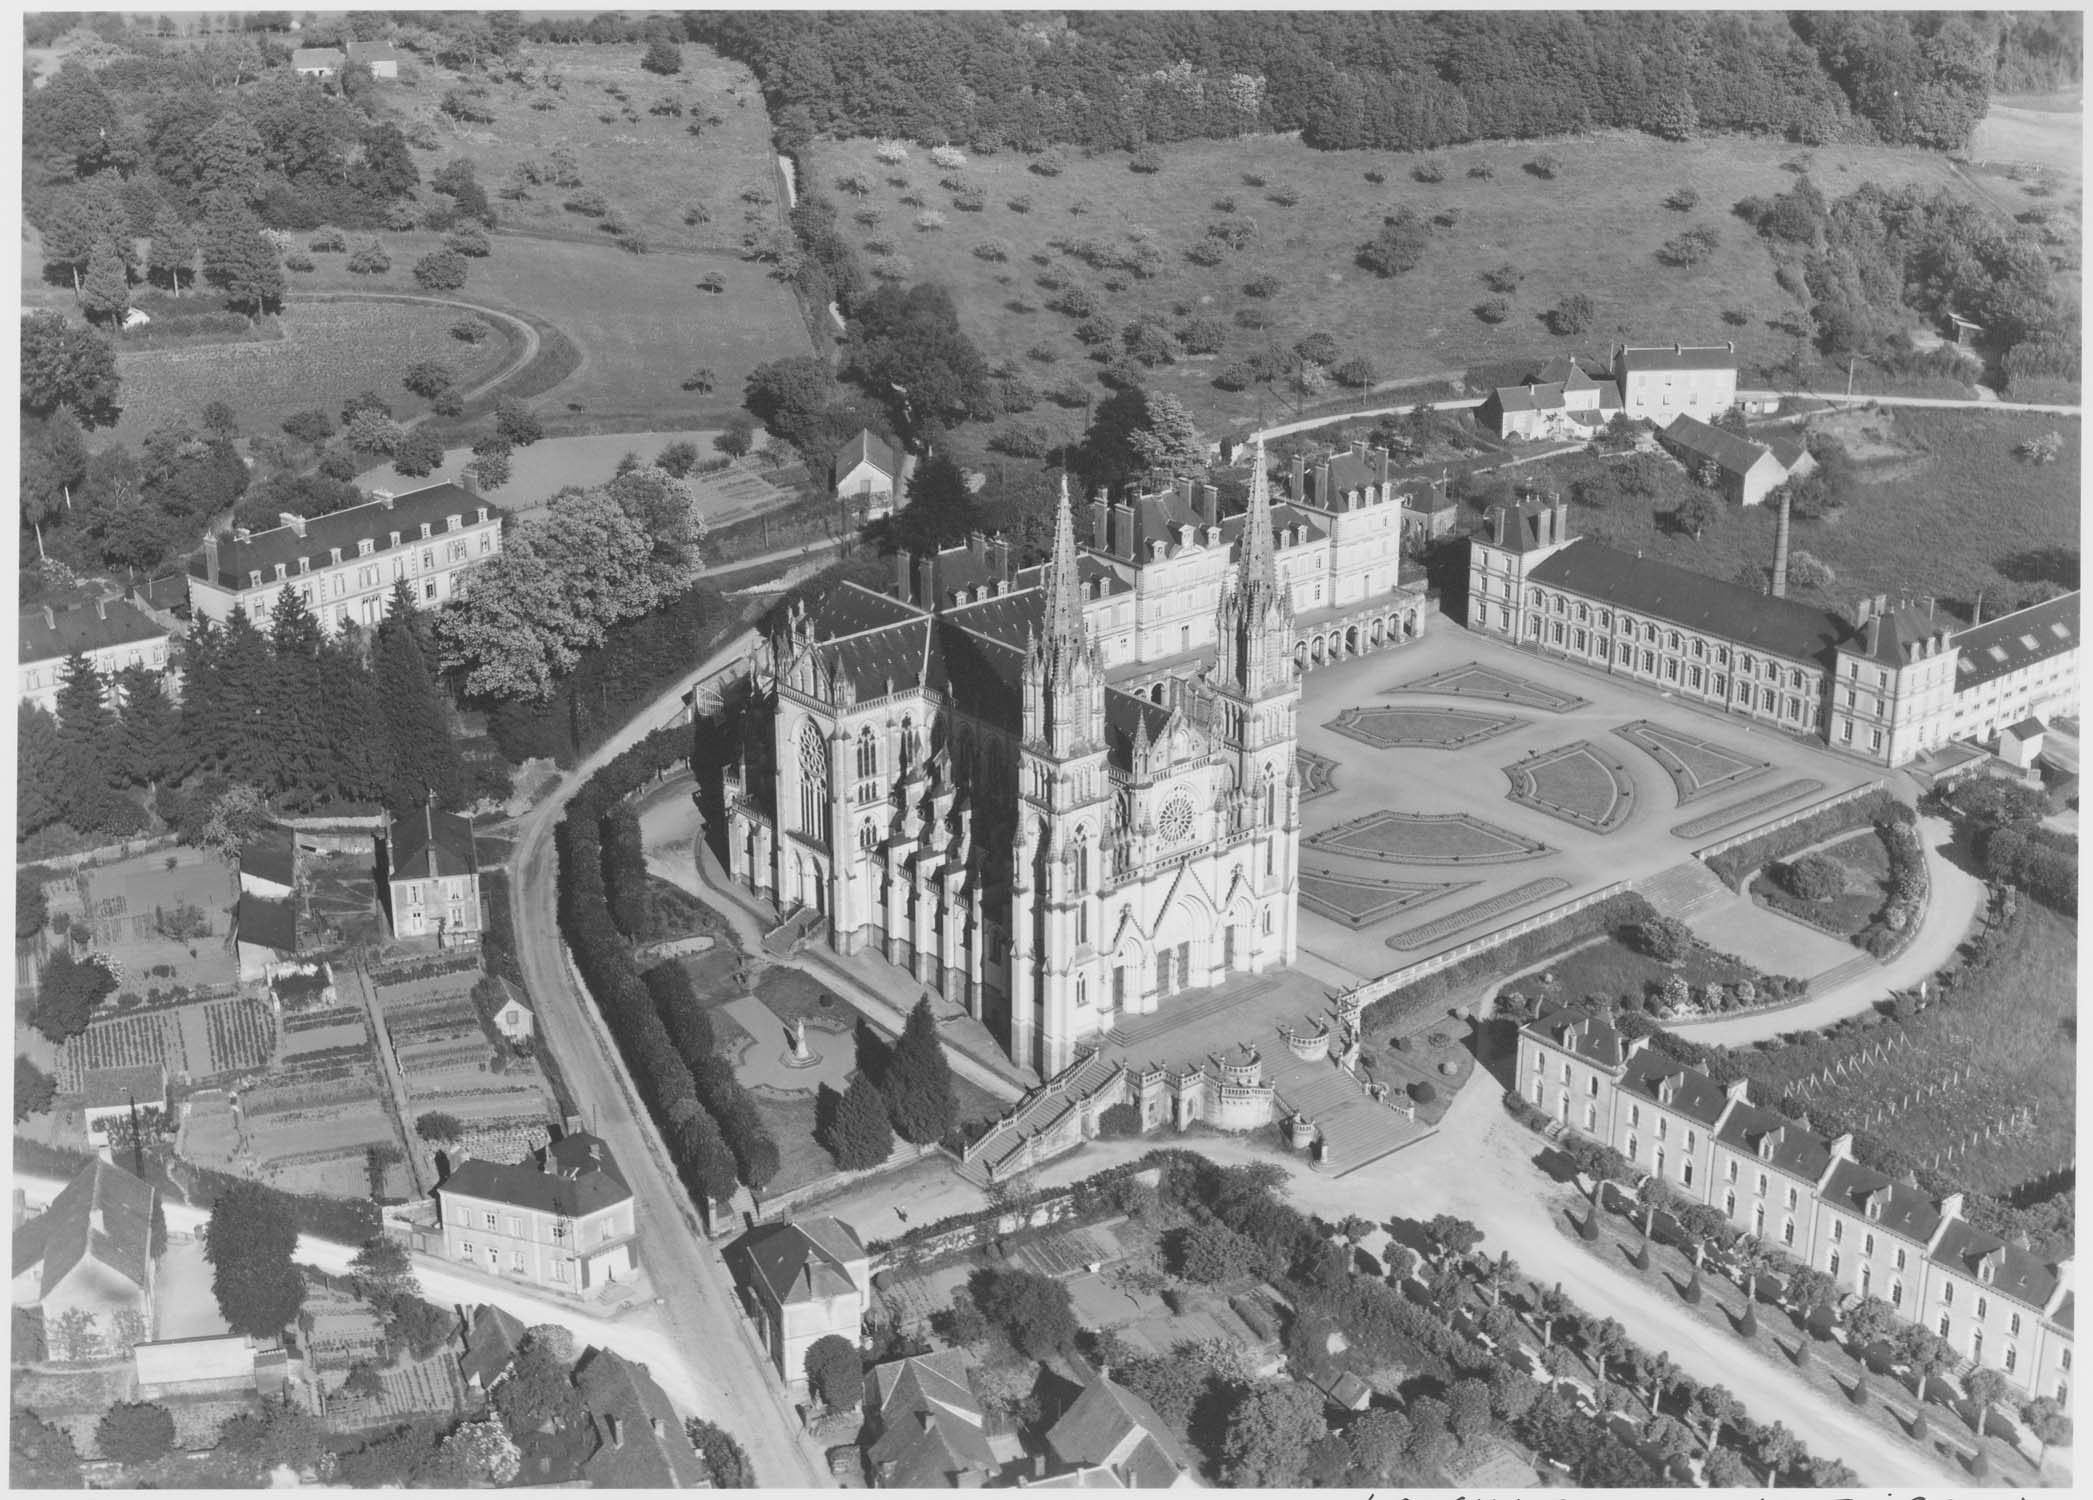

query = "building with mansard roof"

[{"left": 722, "top": 446, "right": 1420, "bottom": 1076}]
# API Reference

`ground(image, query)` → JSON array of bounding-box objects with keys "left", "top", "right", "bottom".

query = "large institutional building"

[
  {"left": 1468, "top": 498, "right": 2079, "bottom": 767},
  {"left": 1520, "top": 1006, "right": 2074, "bottom": 1402},
  {"left": 723, "top": 450, "right": 1425, "bottom": 1075}
]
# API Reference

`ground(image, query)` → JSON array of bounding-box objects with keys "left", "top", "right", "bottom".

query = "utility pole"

[{"left": 1845, "top": 355, "right": 1855, "bottom": 401}]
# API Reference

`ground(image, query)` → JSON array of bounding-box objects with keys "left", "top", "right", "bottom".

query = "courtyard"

[{"left": 1291, "top": 613, "right": 1890, "bottom": 987}]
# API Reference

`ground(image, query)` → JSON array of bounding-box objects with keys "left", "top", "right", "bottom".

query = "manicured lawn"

[
  {"left": 1753, "top": 829, "right": 1891, "bottom": 937},
  {"left": 1544, "top": 408, "right": 2080, "bottom": 620},
  {"left": 810, "top": 129, "right": 1984, "bottom": 436},
  {"left": 106, "top": 299, "right": 511, "bottom": 446}
]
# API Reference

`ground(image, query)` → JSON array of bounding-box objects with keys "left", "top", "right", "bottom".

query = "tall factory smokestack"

[{"left": 1770, "top": 488, "right": 1792, "bottom": 598}]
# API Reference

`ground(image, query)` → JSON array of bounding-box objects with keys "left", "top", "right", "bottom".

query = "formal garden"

[
  {"left": 1388, "top": 661, "right": 1588, "bottom": 714},
  {"left": 1328, "top": 705, "right": 1524, "bottom": 752},
  {"left": 1502, "top": 740, "right": 1640, "bottom": 835},
  {"left": 1614, "top": 720, "right": 1773, "bottom": 807},
  {"left": 1497, "top": 913, "right": 1806, "bottom": 1023},
  {"left": 1308, "top": 809, "right": 1550, "bottom": 866}
]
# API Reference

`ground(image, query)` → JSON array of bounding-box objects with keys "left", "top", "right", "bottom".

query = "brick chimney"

[
  {"left": 1770, "top": 489, "right": 1792, "bottom": 598},
  {"left": 1864, "top": 617, "right": 1881, "bottom": 656},
  {"left": 1553, "top": 497, "right": 1568, "bottom": 545},
  {"left": 1088, "top": 494, "right": 1110, "bottom": 552},
  {"left": 1195, "top": 482, "right": 1219, "bottom": 528},
  {"left": 1289, "top": 451, "right": 1307, "bottom": 507}
]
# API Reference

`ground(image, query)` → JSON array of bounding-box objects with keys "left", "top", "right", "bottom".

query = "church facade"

[{"left": 723, "top": 450, "right": 1420, "bottom": 1076}]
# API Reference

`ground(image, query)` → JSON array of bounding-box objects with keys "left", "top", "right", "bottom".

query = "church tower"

[
  {"left": 1011, "top": 478, "right": 1113, "bottom": 1074},
  {"left": 1211, "top": 443, "right": 1301, "bottom": 962}
]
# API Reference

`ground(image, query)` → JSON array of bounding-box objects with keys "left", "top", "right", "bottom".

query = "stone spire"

[
  {"left": 1022, "top": 472, "right": 1103, "bottom": 755},
  {"left": 1043, "top": 471, "right": 1086, "bottom": 661},
  {"left": 1215, "top": 440, "right": 1293, "bottom": 700},
  {"left": 1239, "top": 441, "right": 1280, "bottom": 598}
]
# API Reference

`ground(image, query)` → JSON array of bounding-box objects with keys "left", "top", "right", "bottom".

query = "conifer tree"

[
  {"left": 216, "top": 607, "right": 276, "bottom": 790},
  {"left": 373, "top": 583, "right": 464, "bottom": 816},
  {"left": 53, "top": 652, "right": 115, "bottom": 828},
  {"left": 177, "top": 616, "right": 228, "bottom": 777},
  {"left": 110, "top": 664, "right": 180, "bottom": 790},
  {"left": 81, "top": 248, "right": 131, "bottom": 330},
  {"left": 267, "top": 584, "right": 327, "bottom": 803},
  {"left": 885, "top": 995, "right": 959, "bottom": 1144},
  {"left": 319, "top": 628, "right": 389, "bottom": 804},
  {"left": 824, "top": 1074, "right": 895, "bottom": 1170},
  {"left": 18, "top": 702, "right": 67, "bottom": 839},
  {"left": 148, "top": 207, "right": 197, "bottom": 296}
]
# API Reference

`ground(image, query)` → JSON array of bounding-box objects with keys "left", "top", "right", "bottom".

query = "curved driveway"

[{"left": 284, "top": 289, "right": 544, "bottom": 410}]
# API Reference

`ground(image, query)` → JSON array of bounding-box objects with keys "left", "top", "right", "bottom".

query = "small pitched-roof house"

[
  {"left": 865, "top": 1350, "right": 999, "bottom": 1487},
  {"left": 436, "top": 1133, "right": 638, "bottom": 1292},
  {"left": 291, "top": 45, "right": 343, "bottom": 77},
  {"left": 573, "top": 1346, "right": 712, "bottom": 1487},
  {"left": 725, "top": 1217, "right": 870, "bottom": 1390},
  {"left": 345, "top": 40, "right": 401, "bottom": 77},
  {"left": 1043, "top": 1370, "right": 1197, "bottom": 1488},
  {"left": 1482, "top": 356, "right": 1624, "bottom": 441},
  {"left": 491, "top": 983, "right": 536, "bottom": 1043},
  {"left": 12, "top": 1159, "right": 159, "bottom": 1361},
  {"left": 459, "top": 1303, "right": 530, "bottom": 1393},
  {"left": 1658, "top": 414, "right": 1790, "bottom": 507},
  {"left": 835, "top": 429, "right": 903, "bottom": 520},
  {"left": 384, "top": 802, "right": 481, "bottom": 946}
]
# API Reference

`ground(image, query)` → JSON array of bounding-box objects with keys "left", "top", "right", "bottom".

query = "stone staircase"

[
  {"left": 1805, "top": 953, "right": 1878, "bottom": 997},
  {"left": 1268, "top": 1054, "right": 1419, "bottom": 1176},
  {"left": 760, "top": 906, "right": 823, "bottom": 957},
  {"left": 954, "top": 1050, "right": 1123, "bottom": 1190},
  {"left": 1634, "top": 860, "right": 1731, "bottom": 919}
]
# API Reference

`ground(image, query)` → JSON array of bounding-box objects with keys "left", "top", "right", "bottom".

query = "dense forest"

[{"left": 693, "top": 10, "right": 2078, "bottom": 156}]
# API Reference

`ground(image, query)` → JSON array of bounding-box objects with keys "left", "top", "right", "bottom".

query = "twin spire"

[{"left": 1042, "top": 470, "right": 1086, "bottom": 659}]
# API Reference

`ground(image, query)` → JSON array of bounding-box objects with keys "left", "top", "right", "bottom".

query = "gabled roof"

[
  {"left": 1816, "top": 1159, "right": 1941, "bottom": 1246},
  {"left": 193, "top": 483, "right": 500, "bottom": 591},
  {"left": 1527, "top": 539, "right": 1850, "bottom": 666},
  {"left": 1757, "top": 432, "right": 1809, "bottom": 470},
  {"left": 459, "top": 1303, "right": 529, "bottom": 1391},
  {"left": 1103, "top": 690, "right": 1174, "bottom": 774},
  {"left": 1930, "top": 1221, "right": 2061, "bottom": 1309},
  {"left": 291, "top": 46, "right": 343, "bottom": 68},
  {"left": 1523, "top": 1004, "right": 1627, "bottom": 1069},
  {"left": 574, "top": 1346, "right": 710, "bottom": 1488},
  {"left": 1046, "top": 1374, "right": 1191, "bottom": 1485},
  {"left": 1953, "top": 593, "right": 2079, "bottom": 691},
  {"left": 389, "top": 805, "right": 477, "bottom": 881},
  {"left": 18, "top": 598, "right": 168, "bottom": 666},
  {"left": 835, "top": 428, "right": 898, "bottom": 480},
  {"left": 1494, "top": 381, "right": 1568, "bottom": 414},
  {"left": 439, "top": 1133, "right": 632, "bottom": 1219},
  {"left": 2005, "top": 716, "right": 2047, "bottom": 739},
  {"left": 867, "top": 1352, "right": 995, "bottom": 1487},
  {"left": 1713, "top": 1098, "right": 1831, "bottom": 1183},
  {"left": 1660, "top": 414, "right": 1777, "bottom": 478},
  {"left": 727, "top": 1217, "right": 866, "bottom": 1309},
  {"left": 1531, "top": 355, "right": 1604, "bottom": 390},
  {"left": 240, "top": 822, "right": 297, "bottom": 889},
  {"left": 37, "top": 1158, "right": 156, "bottom": 1301},
  {"left": 236, "top": 892, "right": 298, "bottom": 954},
  {"left": 344, "top": 40, "right": 399, "bottom": 63},
  {"left": 1617, "top": 342, "right": 1739, "bottom": 374}
]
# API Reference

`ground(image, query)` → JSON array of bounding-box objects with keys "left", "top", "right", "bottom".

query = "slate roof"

[
  {"left": 1103, "top": 691, "right": 1175, "bottom": 774},
  {"left": 389, "top": 805, "right": 478, "bottom": 881},
  {"left": 37, "top": 1158, "right": 156, "bottom": 1300},
  {"left": 835, "top": 428, "right": 898, "bottom": 481},
  {"left": 813, "top": 583, "right": 921, "bottom": 639},
  {"left": 1758, "top": 432, "right": 1810, "bottom": 470},
  {"left": 236, "top": 892, "right": 298, "bottom": 954},
  {"left": 18, "top": 598, "right": 168, "bottom": 665},
  {"left": 867, "top": 1351, "right": 996, "bottom": 1487},
  {"left": 2052, "top": 1292, "right": 2074, "bottom": 1332},
  {"left": 727, "top": 1217, "right": 866, "bottom": 1308},
  {"left": 1660, "top": 414, "right": 1778, "bottom": 478},
  {"left": 1524, "top": 1004, "right": 1628, "bottom": 1069},
  {"left": 1713, "top": 1098, "right": 1832, "bottom": 1183},
  {"left": 193, "top": 484, "right": 499, "bottom": 590},
  {"left": 1930, "top": 1221, "right": 2061, "bottom": 1310},
  {"left": 1532, "top": 355, "right": 1606, "bottom": 389},
  {"left": 1617, "top": 343, "right": 1739, "bottom": 374},
  {"left": 2006, "top": 716, "right": 2047, "bottom": 739},
  {"left": 1046, "top": 1374, "right": 1191, "bottom": 1488},
  {"left": 439, "top": 1133, "right": 632, "bottom": 1219},
  {"left": 1485, "top": 500, "right": 1566, "bottom": 555},
  {"left": 344, "top": 40, "right": 399, "bottom": 63},
  {"left": 1493, "top": 378, "right": 1623, "bottom": 416},
  {"left": 80, "top": 1064, "right": 166, "bottom": 1111},
  {"left": 1527, "top": 539, "right": 1851, "bottom": 665},
  {"left": 14, "top": 1211, "right": 51, "bottom": 1278},
  {"left": 240, "top": 823, "right": 297, "bottom": 889},
  {"left": 1617, "top": 1052, "right": 1729, "bottom": 1127},
  {"left": 1816, "top": 1159, "right": 1942, "bottom": 1247},
  {"left": 1953, "top": 593, "right": 2079, "bottom": 691},
  {"left": 1851, "top": 600, "right": 1951, "bottom": 668},
  {"left": 574, "top": 1346, "right": 710, "bottom": 1488},
  {"left": 291, "top": 46, "right": 343, "bottom": 68},
  {"left": 459, "top": 1303, "right": 529, "bottom": 1391}
]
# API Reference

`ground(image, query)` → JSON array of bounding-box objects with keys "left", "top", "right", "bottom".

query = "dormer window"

[
  {"left": 249, "top": 571, "right": 264, "bottom": 589},
  {"left": 330, "top": 548, "right": 343, "bottom": 565},
  {"left": 1757, "top": 1132, "right": 1776, "bottom": 1160},
  {"left": 358, "top": 539, "right": 375, "bottom": 556},
  {"left": 390, "top": 531, "right": 401, "bottom": 547},
  {"left": 421, "top": 524, "right": 432, "bottom": 539},
  {"left": 298, "top": 558, "right": 310, "bottom": 574},
  {"left": 476, "top": 506, "right": 489, "bottom": 522},
  {"left": 1865, "top": 1194, "right": 1884, "bottom": 1222},
  {"left": 1978, "top": 1252, "right": 1999, "bottom": 1286},
  {"left": 447, "top": 515, "right": 461, "bottom": 532},
  {"left": 274, "top": 563, "right": 287, "bottom": 580}
]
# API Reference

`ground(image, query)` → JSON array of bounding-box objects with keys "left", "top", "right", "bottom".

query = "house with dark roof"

[
  {"left": 382, "top": 801, "right": 481, "bottom": 946},
  {"left": 239, "top": 823, "right": 298, "bottom": 900},
  {"left": 189, "top": 483, "right": 503, "bottom": 639},
  {"left": 1518, "top": 1004, "right": 2075, "bottom": 1401},
  {"left": 1042, "top": 1369, "right": 1197, "bottom": 1488},
  {"left": 573, "top": 1346, "right": 712, "bottom": 1487},
  {"left": 1657, "top": 414, "right": 1791, "bottom": 507},
  {"left": 234, "top": 892, "right": 300, "bottom": 980},
  {"left": 344, "top": 39, "right": 400, "bottom": 77},
  {"left": 1481, "top": 357, "right": 1624, "bottom": 441},
  {"left": 459, "top": 1303, "right": 529, "bottom": 1393},
  {"left": 291, "top": 45, "right": 343, "bottom": 76},
  {"left": 11, "top": 1159, "right": 159, "bottom": 1361},
  {"left": 835, "top": 429, "right": 903, "bottom": 520},
  {"left": 435, "top": 1133, "right": 637, "bottom": 1292},
  {"left": 864, "top": 1350, "right": 1000, "bottom": 1487},
  {"left": 1610, "top": 340, "right": 1739, "bottom": 423},
  {"left": 1946, "top": 592, "right": 2080, "bottom": 751},
  {"left": 724, "top": 1217, "right": 869, "bottom": 1390},
  {"left": 18, "top": 596, "right": 175, "bottom": 714}
]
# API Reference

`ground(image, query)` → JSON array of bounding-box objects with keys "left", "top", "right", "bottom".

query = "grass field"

[
  {"left": 1753, "top": 829, "right": 1891, "bottom": 937},
  {"left": 281, "top": 231, "right": 809, "bottom": 434},
  {"left": 809, "top": 128, "right": 1989, "bottom": 437},
  {"left": 1745, "top": 903, "right": 2076, "bottom": 1198},
  {"left": 106, "top": 299, "right": 512, "bottom": 446},
  {"left": 1541, "top": 407, "right": 2080, "bottom": 620},
  {"left": 386, "top": 40, "right": 782, "bottom": 254}
]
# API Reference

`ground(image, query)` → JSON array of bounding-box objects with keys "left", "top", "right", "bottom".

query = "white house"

[
  {"left": 1611, "top": 341, "right": 1740, "bottom": 423},
  {"left": 291, "top": 46, "right": 343, "bottom": 77},
  {"left": 345, "top": 40, "right": 401, "bottom": 78},
  {"left": 491, "top": 985, "right": 535, "bottom": 1043},
  {"left": 834, "top": 429, "right": 902, "bottom": 520},
  {"left": 18, "top": 596, "right": 174, "bottom": 714},
  {"left": 383, "top": 803, "right": 482, "bottom": 946}
]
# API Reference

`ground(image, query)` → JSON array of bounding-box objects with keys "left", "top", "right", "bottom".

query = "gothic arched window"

[
  {"left": 799, "top": 723, "right": 829, "bottom": 841},
  {"left": 1261, "top": 764, "right": 1277, "bottom": 827},
  {"left": 856, "top": 726, "right": 878, "bottom": 780},
  {"left": 1072, "top": 829, "right": 1090, "bottom": 893},
  {"left": 899, "top": 715, "right": 918, "bottom": 772}
]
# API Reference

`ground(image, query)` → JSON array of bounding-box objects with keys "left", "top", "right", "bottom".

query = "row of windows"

[{"left": 246, "top": 534, "right": 488, "bottom": 592}]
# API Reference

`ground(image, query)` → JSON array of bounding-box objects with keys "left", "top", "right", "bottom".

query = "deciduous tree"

[
  {"left": 95, "top": 1402, "right": 176, "bottom": 1466},
  {"left": 203, "top": 1180, "right": 304, "bottom": 1340},
  {"left": 1221, "top": 1380, "right": 1327, "bottom": 1487}
]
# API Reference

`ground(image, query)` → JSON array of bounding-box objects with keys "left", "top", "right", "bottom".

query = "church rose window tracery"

[{"left": 1159, "top": 794, "right": 1195, "bottom": 844}]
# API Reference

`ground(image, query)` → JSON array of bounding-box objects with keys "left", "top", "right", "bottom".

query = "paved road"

[
  {"left": 501, "top": 623, "right": 831, "bottom": 1488},
  {"left": 1670, "top": 815, "right": 1986, "bottom": 1046},
  {"left": 1021, "top": 1083, "right": 1967, "bottom": 1488},
  {"left": 1739, "top": 386, "right": 2081, "bottom": 416}
]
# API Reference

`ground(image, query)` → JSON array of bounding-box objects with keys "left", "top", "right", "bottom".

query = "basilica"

[{"left": 722, "top": 448, "right": 1425, "bottom": 1076}]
